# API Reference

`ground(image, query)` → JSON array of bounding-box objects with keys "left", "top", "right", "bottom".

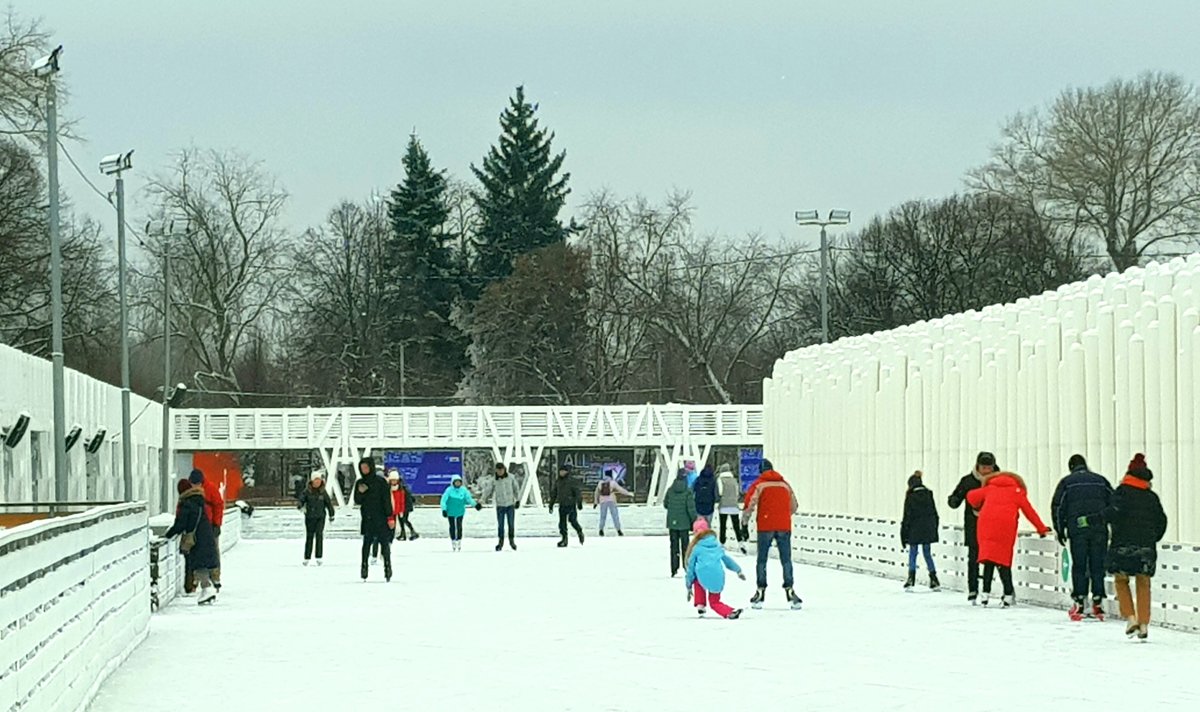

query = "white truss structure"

[{"left": 171, "top": 404, "right": 764, "bottom": 508}]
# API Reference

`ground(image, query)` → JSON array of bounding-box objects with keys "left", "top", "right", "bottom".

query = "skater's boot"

[
  {"left": 697, "top": 606, "right": 706, "bottom": 617},
  {"left": 410, "top": 532, "right": 420, "bottom": 540},
  {"left": 785, "top": 587, "right": 803, "bottom": 610},
  {"left": 1069, "top": 597, "right": 1085, "bottom": 622},
  {"left": 384, "top": 561, "right": 392, "bottom": 582},
  {"left": 1001, "top": 594, "right": 1014, "bottom": 608},
  {"left": 315, "top": 559, "right": 323, "bottom": 567},
  {"left": 968, "top": 591, "right": 978, "bottom": 605},
  {"left": 509, "top": 536, "right": 518, "bottom": 550},
  {"left": 1091, "top": 597, "right": 1105, "bottom": 621},
  {"left": 557, "top": 535, "right": 568, "bottom": 548},
  {"left": 1137, "top": 624, "right": 1149, "bottom": 641},
  {"left": 577, "top": 528, "right": 585, "bottom": 545},
  {"left": 1125, "top": 617, "right": 1139, "bottom": 637},
  {"left": 980, "top": 592, "right": 990, "bottom": 606},
  {"left": 360, "top": 562, "right": 368, "bottom": 581},
  {"left": 750, "top": 588, "right": 765, "bottom": 609},
  {"left": 929, "top": 572, "right": 941, "bottom": 591},
  {"left": 198, "top": 587, "right": 216, "bottom": 605},
  {"left": 617, "top": 530, "right": 624, "bottom": 536},
  {"left": 903, "top": 571, "right": 916, "bottom": 590},
  {"left": 599, "top": 529, "right": 605, "bottom": 537},
  {"left": 727, "top": 609, "right": 743, "bottom": 620},
  {"left": 303, "top": 559, "right": 310, "bottom": 567},
  {"left": 496, "top": 538, "right": 504, "bottom": 552}
]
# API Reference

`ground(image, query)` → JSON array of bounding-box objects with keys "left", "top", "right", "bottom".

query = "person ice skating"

[
  {"left": 165, "top": 477, "right": 220, "bottom": 605},
  {"left": 900, "top": 471, "right": 940, "bottom": 591},
  {"left": 549, "top": 463, "right": 585, "bottom": 547},
  {"left": 354, "top": 456, "right": 393, "bottom": 582},
  {"left": 298, "top": 471, "right": 335, "bottom": 565},
  {"left": 490, "top": 463, "right": 521, "bottom": 551},
  {"left": 189, "top": 468, "right": 225, "bottom": 590},
  {"left": 966, "top": 470, "right": 1050, "bottom": 607},
  {"left": 684, "top": 518, "right": 746, "bottom": 620},
  {"left": 172, "top": 479, "right": 197, "bottom": 594},
  {"left": 386, "top": 471, "right": 408, "bottom": 547},
  {"left": 716, "top": 463, "right": 747, "bottom": 554},
  {"left": 663, "top": 470, "right": 697, "bottom": 576},
  {"left": 1083, "top": 454, "right": 1168, "bottom": 640},
  {"left": 397, "top": 476, "right": 419, "bottom": 541},
  {"left": 441, "top": 474, "right": 481, "bottom": 551},
  {"left": 594, "top": 469, "right": 632, "bottom": 536},
  {"left": 693, "top": 465, "right": 719, "bottom": 526},
  {"left": 1051, "top": 454, "right": 1114, "bottom": 620},
  {"left": 742, "top": 458, "right": 801, "bottom": 609},
  {"left": 948, "top": 451, "right": 996, "bottom": 603}
]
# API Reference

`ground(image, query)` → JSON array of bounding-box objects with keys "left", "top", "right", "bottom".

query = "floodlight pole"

[
  {"left": 115, "top": 171, "right": 134, "bottom": 502},
  {"left": 159, "top": 225, "right": 173, "bottom": 513},
  {"left": 44, "top": 63, "right": 68, "bottom": 502},
  {"left": 796, "top": 210, "right": 851, "bottom": 343}
]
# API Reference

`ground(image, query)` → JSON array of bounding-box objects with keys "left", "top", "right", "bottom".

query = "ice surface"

[{"left": 89, "top": 538, "right": 1200, "bottom": 712}]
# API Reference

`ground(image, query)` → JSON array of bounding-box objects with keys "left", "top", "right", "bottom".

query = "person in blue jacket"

[
  {"left": 684, "top": 518, "right": 745, "bottom": 619},
  {"left": 1051, "top": 453, "right": 1114, "bottom": 620},
  {"left": 441, "top": 474, "right": 481, "bottom": 551}
]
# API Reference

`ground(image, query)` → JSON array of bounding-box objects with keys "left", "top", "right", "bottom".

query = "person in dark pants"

[
  {"left": 298, "top": 471, "right": 335, "bottom": 565},
  {"left": 948, "top": 451, "right": 997, "bottom": 604},
  {"left": 663, "top": 470, "right": 697, "bottom": 577},
  {"left": 900, "top": 471, "right": 941, "bottom": 591},
  {"left": 742, "top": 459, "right": 800, "bottom": 609},
  {"left": 490, "top": 463, "right": 522, "bottom": 551},
  {"left": 397, "top": 477, "right": 419, "bottom": 541},
  {"left": 353, "top": 456, "right": 393, "bottom": 582},
  {"left": 549, "top": 463, "right": 584, "bottom": 547},
  {"left": 1051, "top": 454, "right": 1114, "bottom": 620}
]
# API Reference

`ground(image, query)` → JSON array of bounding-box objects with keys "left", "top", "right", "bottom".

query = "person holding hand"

[{"left": 441, "top": 474, "right": 481, "bottom": 551}]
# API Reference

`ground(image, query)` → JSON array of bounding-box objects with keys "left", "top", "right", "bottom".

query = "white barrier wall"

[
  {"left": 764, "top": 255, "right": 1200, "bottom": 543},
  {"left": 150, "top": 505, "right": 242, "bottom": 610},
  {"left": 0, "top": 503, "right": 151, "bottom": 712},
  {"left": 0, "top": 344, "right": 166, "bottom": 514}
]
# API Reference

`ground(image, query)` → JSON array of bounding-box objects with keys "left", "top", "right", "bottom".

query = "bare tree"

[
  {"left": 0, "top": 12, "right": 78, "bottom": 142},
  {"left": 974, "top": 72, "right": 1200, "bottom": 270}
]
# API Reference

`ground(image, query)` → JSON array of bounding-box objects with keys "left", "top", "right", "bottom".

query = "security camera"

[
  {"left": 99, "top": 150, "right": 134, "bottom": 175},
  {"left": 85, "top": 429, "right": 107, "bottom": 454},
  {"left": 65, "top": 424, "right": 83, "bottom": 452},
  {"left": 31, "top": 45, "right": 63, "bottom": 78},
  {"left": 167, "top": 383, "right": 188, "bottom": 408},
  {"left": 2, "top": 412, "right": 31, "bottom": 448}
]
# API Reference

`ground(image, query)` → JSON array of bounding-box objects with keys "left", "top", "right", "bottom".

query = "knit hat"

[
  {"left": 717, "top": 463, "right": 733, "bottom": 474},
  {"left": 759, "top": 458, "right": 774, "bottom": 473},
  {"left": 387, "top": 470, "right": 400, "bottom": 482},
  {"left": 176, "top": 478, "right": 192, "bottom": 495},
  {"left": 1127, "top": 453, "right": 1153, "bottom": 481},
  {"left": 188, "top": 469, "right": 204, "bottom": 485},
  {"left": 310, "top": 470, "right": 324, "bottom": 483},
  {"left": 975, "top": 452, "right": 996, "bottom": 469},
  {"left": 692, "top": 517, "right": 710, "bottom": 534},
  {"left": 1068, "top": 454, "right": 1088, "bottom": 471}
]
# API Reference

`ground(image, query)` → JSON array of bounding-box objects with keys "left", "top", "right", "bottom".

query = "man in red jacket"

[
  {"left": 190, "top": 469, "right": 225, "bottom": 588},
  {"left": 741, "top": 458, "right": 800, "bottom": 609}
]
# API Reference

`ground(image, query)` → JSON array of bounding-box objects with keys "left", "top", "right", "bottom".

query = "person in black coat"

[
  {"left": 165, "top": 480, "right": 220, "bottom": 605},
  {"left": 947, "top": 451, "right": 996, "bottom": 602},
  {"left": 692, "top": 465, "right": 719, "bottom": 525},
  {"left": 353, "top": 456, "right": 393, "bottom": 581},
  {"left": 298, "top": 471, "right": 336, "bottom": 565},
  {"left": 1082, "top": 454, "right": 1167, "bottom": 639},
  {"left": 900, "top": 471, "right": 941, "bottom": 590},
  {"left": 549, "top": 463, "right": 585, "bottom": 547},
  {"left": 1050, "top": 454, "right": 1114, "bottom": 617}
]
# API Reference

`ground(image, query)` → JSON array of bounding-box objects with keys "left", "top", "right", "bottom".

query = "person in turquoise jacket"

[
  {"left": 684, "top": 518, "right": 745, "bottom": 619},
  {"left": 441, "top": 475, "right": 481, "bottom": 551}
]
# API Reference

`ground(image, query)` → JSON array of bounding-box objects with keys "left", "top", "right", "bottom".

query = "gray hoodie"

[
  {"left": 717, "top": 465, "right": 741, "bottom": 509},
  {"left": 490, "top": 474, "right": 523, "bottom": 508}
]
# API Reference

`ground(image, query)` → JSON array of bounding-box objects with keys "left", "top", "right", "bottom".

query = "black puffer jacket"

[
  {"left": 354, "top": 458, "right": 393, "bottom": 537},
  {"left": 1051, "top": 466, "right": 1113, "bottom": 537},
  {"left": 550, "top": 473, "right": 583, "bottom": 509},
  {"left": 298, "top": 484, "right": 335, "bottom": 521},
  {"left": 901, "top": 485, "right": 940, "bottom": 546},
  {"left": 1101, "top": 479, "right": 1168, "bottom": 576},
  {"left": 947, "top": 472, "right": 984, "bottom": 536},
  {"left": 166, "top": 487, "right": 219, "bottom": 571}
]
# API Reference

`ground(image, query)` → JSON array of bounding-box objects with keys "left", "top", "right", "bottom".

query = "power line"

[{"left": 55, "top": 138, "right": 150, "bottom": 249}]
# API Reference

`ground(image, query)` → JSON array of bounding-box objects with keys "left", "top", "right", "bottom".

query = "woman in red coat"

[{"left": 966, "top": 472, "right": 1049, "bottom": 607}]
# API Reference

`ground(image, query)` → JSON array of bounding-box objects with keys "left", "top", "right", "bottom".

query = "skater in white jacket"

[{"left": 594, "top": 469, "right": 632, "bottom": 536}]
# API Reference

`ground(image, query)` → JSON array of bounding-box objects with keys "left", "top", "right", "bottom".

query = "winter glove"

[
  {"left": 213, "top": 526, "right": 221, "bottom": 536},
  {"left": 577, "top": 503, "right": 583, "bottom": 511},
  {"left": 593, "top": 503, "right": 598, "bottom": 509},
  {"left": 514, "top": 503, "right": 520, "bottom": 510},
  {"left": 548, "top": 504, "right": 555, "bottom": 514},
  {"left": 737, "top": 572, "right": 746, "bottom": 581},
  {"left": 442, "top": 511, "right": 448, "bottom": 518},
  {"left": 475, "top": 503, "right": 483, "bottom": 511},
  {"left": 1075, "top": 516, "right": 1090, "bottom": 529}
]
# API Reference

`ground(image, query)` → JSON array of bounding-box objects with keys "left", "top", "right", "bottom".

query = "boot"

[
  {"left": 980, "top": 592, "right": 990, "bottom": 606},
  {"left": 577, "top": 528, "right": 585, "bottom": 545},
  {"left": 1069, "top": 598, "right": 1085, "bottom": 622},
  {"left": 727, "top": 609, "right": 743, "bottom": 620},
  {"left": 384, "top": 561, "right": 392, "bottom": 582},
  {"left": 1001, "top": 594, "right": 1014, "bottom": 608},
  {"left": 1137, "top": 624, "right": 1149, "bottom": 641},
  {"left": 303, "top": 560, "right": 310, "bottom": 567},
  {"left": 903, "top": 571, "right": 916, "bottom": 590},
  {"left": 750, "top": 588, "right": 765, "bottom": 609},
  {"left": 617, "top": 530, "right": 624, "bottom": 536},
  {"left": 968, "top": 591, "right": 978, "bottom": 605},
  {"left": 410, "top": 531, "right": 420, "bottom": 540},
  {"left": 198, "top": 587, "right": 217, "bottom": 606},
  {"left": 1125, "top": 617, "right": 1139, "bottom": 637},
  {"left": 785, "top": 587, "right": 803, "bottom": 610},
  {"left": 509, "top": 537, "right": 518, "bottom": 551},
  {"left": 929, "top": 572, "right": 941, "bottom": 591},
  {"left": 557, "top": 535, "right": 568, "bottom": 548},
  {"left": 496, "top": 538, "right": 504, "bottom": 552},
  {"left": 599, "top": 529, "right": 605, "bottom": 537},
  {"left": 1091, "top": 597, "right": 1105, "bottom": 621},
  {"left": 360, "top": 563, "right": 368, "bottom": 581}
]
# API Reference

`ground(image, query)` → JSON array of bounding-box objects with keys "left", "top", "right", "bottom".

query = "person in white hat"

[{"left": 297, "top": 470, "right": 335, "bottom": 565}]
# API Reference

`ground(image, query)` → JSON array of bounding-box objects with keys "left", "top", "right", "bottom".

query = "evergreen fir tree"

[{"left": 471, "top": 85, "right": 573, "bottom": 288}]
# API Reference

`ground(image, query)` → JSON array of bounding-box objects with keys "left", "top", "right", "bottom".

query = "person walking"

[
  {"left": 189, "top": 469, "right": 225, "bottom": 591},
  {"left": 397, "top": 477, "right": 419, "bottom": 541},
  {"left": 692, "top": 465, "right": 719, "bottom": 526},
  {"left": 900, "top": 471, "right": 941, "bottom": 591},
  {"left": 741, "top": 458, "right": 801, "bottom": 610},
  {"left": 1083, "top": 454, "right": 1168, "bottom": 640},
  {"left": 663, "top": 470, "right": 697, "bottom": 577},
  {"left": 441, "top": 474, "right": 482, "bottom": 551},
  {"left": 716, "top": 464, "right": 748, "bottom": 554},
  {"left": 1051, "top": 454, "right": 1114, "bottom": 620},
  {"left": 298, "top": 471, "right": 335, "bottom": 565},
  {"left": 684, "top": 518, "right": 746, "bottom": 620},
  {"left": 948, "top": 451, "right": 997, "bottom": 603},
  {"left": 354, "top": 456, "right": 393, "bottom": 582},
  {"left": 165, "top": 477, "right": 220, "bottom": 605},
  {"left": 549, "top": 463, "right": 585, "bottom": 547},
  {"left": 490, "top": 463, "right": 522, "bottom": 551},
  {"left": 594, "top": 469, "right": 632, "bottom": 537},
  {"left": 966, "top": 471, "right": 1050, "bottom": 607}
]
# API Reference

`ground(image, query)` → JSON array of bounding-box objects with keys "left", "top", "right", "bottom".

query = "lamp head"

[
  {"left": 32, "top": 45, "right": 63, "bottom": 78},
  {"left": 827, "top": 209, "right": 852, "bottom": 223},
  {"left": 794, "top": 209, "right": 819, "bottom": 223},
  {"left": 99, "top": 150, "right": 134, "bottom": 176}
]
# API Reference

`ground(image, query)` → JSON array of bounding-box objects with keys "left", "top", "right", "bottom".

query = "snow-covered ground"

[{"left": 90, "top": 538, "right": 1200, "bottom": 712}]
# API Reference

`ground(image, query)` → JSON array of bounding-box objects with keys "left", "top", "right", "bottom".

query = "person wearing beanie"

[
  {"left": 947, "top": 451, "right": 998, "bottom": 603},
  {"left": 441, "top": 474, "right": 482, "bottom": 551},
  {"left": 189, "top": 469, "right": 226, "bottom": 590},
  {"left": 663, "top": 470, "right": 698, "bottom": 576},
  {"left": 165, "top": 476, "right": 219, "bottom": 605},
  {"left": 742, "top": 457, "right": 801, "bottom": 609},
  {"left": 354, "top": 456, "right": 393, "bottom": 581},
  {"left": 298, "top": 471, "right": 335, "bottom": 565},
  {"left": 966, "top": 470, "right": 1050, "bottom": 607},
  {"left": 684, "top": 517, "right": 746, "bottom": 619},
  {"left": 692, "top": 465, "right": 719, "bottom": 527},
  {"left": 716, "top": 463, "right": 748, "bottom": 554},
  {"left": 594, "top": 469, "right": 632, "bottom": 537},
  {"left": 899, "top": 471, "right": 941, "bottom": 591},
  {"left": 549, "top": 463, "right": 585, "bottom": 548},
  {"left": 396, "top": 475, "right": 419, "bottom": 542},
  {"left": 1050, "top": 454, "right": 1114, "bottom": 620},
  {"left": 377, "top": 471, "right": 407, "bottom": 557},
  {"left": 1083, "top": 454, "right": 1167, "bottom": 640},
  {"left": 490, "top": 463, "right": 522, "bottom": 551},
  {"left": 174, "top": 478, "right": 198, "bottom": 594}
]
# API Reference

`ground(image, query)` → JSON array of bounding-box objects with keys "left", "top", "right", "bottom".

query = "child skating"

[
  {"left": 684, "top": 518, "right": 745, "bottom": 619},
  {"left": 900, "top": 471, "right": 940, "bottom": 591},
  {"left": 297, "top": 470, "right": 335, "bottom": 565},
  {"left": 441, "top": 474, "right": 481, "bottom": 551}
]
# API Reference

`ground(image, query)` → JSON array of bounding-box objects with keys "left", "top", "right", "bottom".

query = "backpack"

[{"left": 600, "top": 481, "right": 612, "bottom": 496}]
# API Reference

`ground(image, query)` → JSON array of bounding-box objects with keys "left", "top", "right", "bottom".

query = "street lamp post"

[
  {"left": 33, "top": 46, "right": 68, "bottom": 502},
  {"left": 101, "top": 150, "right": 135, "bottom": 501},
  {"left": 795, "top": 209, "right": 851, "bottom": 343},
  {"left": 151, "top": 218, "right": 186, "bottom": 513}
]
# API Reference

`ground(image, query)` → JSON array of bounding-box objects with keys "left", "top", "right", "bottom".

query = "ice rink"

[{"left": 90, "top": 537, "right": 1200, "bottom": 711}]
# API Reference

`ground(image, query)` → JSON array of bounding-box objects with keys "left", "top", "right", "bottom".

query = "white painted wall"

[{"left": 764, "top": 255, "right": 1200, "bottom": 543}]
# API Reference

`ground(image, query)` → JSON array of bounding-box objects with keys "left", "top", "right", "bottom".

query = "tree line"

[{"left": 4, "top": 15, "right": 1200, "bottom": 407}]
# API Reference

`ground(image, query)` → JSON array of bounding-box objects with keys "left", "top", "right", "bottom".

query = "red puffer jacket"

[
  {"left": 966, "top": 473, "right": 1049, "bottom": 568},
  {"left": 202, "top": 479, "right": 225, "bottom": 529},
  {"left": 742, "top": 470, "right": 798, "bottom": 533},
  {"left": 391, "top": 488, "right": 406, "bottom": 519}
]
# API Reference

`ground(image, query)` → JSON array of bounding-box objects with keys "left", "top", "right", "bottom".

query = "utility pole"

[
  {"left": 101, "top": 151, "right": 135, "bottom": 501},
  {"left": 795, "top": 209, "right": 852, "bottom": 343}
]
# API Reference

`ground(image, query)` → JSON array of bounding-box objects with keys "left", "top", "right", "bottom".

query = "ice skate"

[
  {"left": 599, "top": 529, "right": 605, "bottom": 537},
  {"left": 903, "top": 572, "right": 915, "bottom": 591},
  {"left": 198, "top": 589, "right": 217, "bottom": 606},
  {"left": 785, "top": 587, "right": 803, "bottom": 610},
  {"left": 495, "top": 539, "right": 503, "bottom": 552},
  {"left": 617, "top": 530, "right": 624, "bottom": 536},
  {"left": 697, "top": 607, "right": 707, "bottom": 617},
  {"left": 509, "top": 537, "right": 518, "bottom": 550},
  {"left": 928, "top": 573, "right": 940, "bottom": 591},
  {"left": 1001, "top": 594, "right": 1014, "bottom": 608},
  {"left": 315, "top": 559, "right": 323, "bottom": 567},
  {"left": 1125, "top": 617, "right": 1138, "bottom": 637},
  {"left": 979, "top": 592, "right": 990, "bottom": 606},
  {"left": 967, "top": 592, "right": 978, "bottom": 605},
  {"left": 1090, "top": 598, "right": 1105, "bottom": 621},
  {"left": 384, "top": 561, "right": 392, "bottom": 582},
  {"left": 303, "top": 560, "right": 310, "bottom": 567},
  {"left": 410, "top": 532, "right": 420, "bottom": 540},
  {"left": 557, "top": 536, "right": 568, "bottom": 548},
  {"left": 750, "top": 588, "right": 765, "bottom": 609},
  {"left": 1068, "top": 600, "right": 1085, "bottom": 622},
  {"left": 739, "top": 543, "right": 748, "bottom": 555},
  {"left": 727, "top": 609, "right": 743, "bottom": 620},
  {"left": 360, "top": 563, "right": 368, "bottom": 581},
  {"left": 1136, "top": 624, "right": 1148, "bottom": 641},
  {"left": 371, "top": 556, "right": 379, "bottom": 567},
  {"left": 577, "top": 529, "right": 585, "bottom": 545}
]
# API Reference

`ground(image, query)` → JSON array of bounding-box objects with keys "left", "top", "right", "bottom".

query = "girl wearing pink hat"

[{"left": 684, "top": 518, "right": 745, "bottom": 619}]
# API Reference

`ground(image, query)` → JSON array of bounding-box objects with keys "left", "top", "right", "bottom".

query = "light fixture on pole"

[
  {"left": 33, "top": 45, "right": 69, "bottom": 502},
  {"left": 148, "top": 217, "right": 188, "bottom": 513},
  {"left": 101, "top": 150, "right": 135, "bottom": 502},
  {"left": 795, "top": 208, "right": 851, "bottom": 343}
]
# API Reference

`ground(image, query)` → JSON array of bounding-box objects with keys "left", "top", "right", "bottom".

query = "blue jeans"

[
  {"left": 908, "top": 543, "right": 936, "bottom": 573},
  {"left": 756, "top": 531, "right": 794, "bottom": 589},
  {"left": 496, "top": 506, "right": 516, "bottom": 539}
]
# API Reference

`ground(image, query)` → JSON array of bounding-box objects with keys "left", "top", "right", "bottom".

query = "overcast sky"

[{"left": 31, "top": 0, "right": 1200, "bottom": 248}]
